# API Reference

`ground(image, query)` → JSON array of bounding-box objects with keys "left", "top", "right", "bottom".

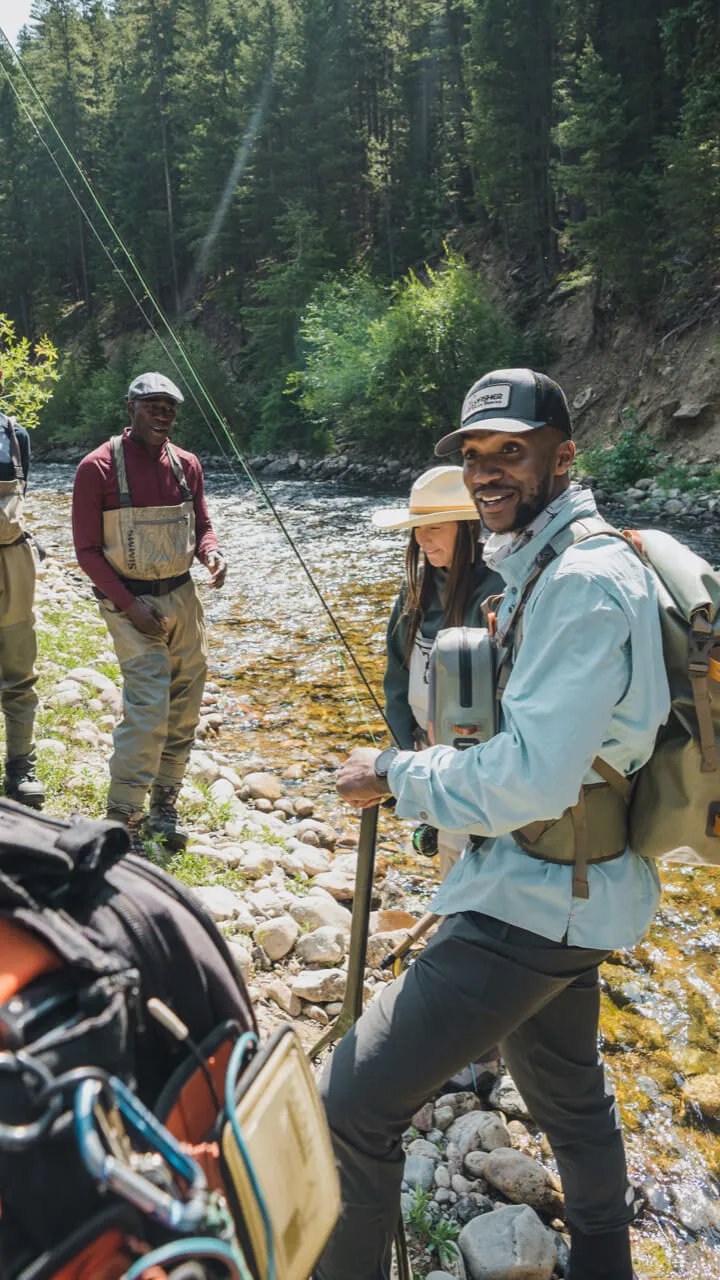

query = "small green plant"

[
  {"left": 428, "top": 1217, "right": 461, "bottom": 1268},
  {"left": 575, "top": 410, "right": 658, "bottom": 490},
  {"left": 405, "top": 1187, "right": 432, "bottom": 1235}
]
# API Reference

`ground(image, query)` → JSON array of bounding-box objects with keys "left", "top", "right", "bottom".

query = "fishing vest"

[
  {"left": 103, "top": 435, "right": 196, "bottom": 581},
  {"left": 0, "top": 417, "right": 26, "bottom": 547}
]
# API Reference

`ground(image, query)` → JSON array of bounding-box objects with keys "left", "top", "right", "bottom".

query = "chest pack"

[
  {"left": 0, "top": 801, "right": 339, "bottom": 1280},
  {"left": 427, "top": 517, "right": 720, "bottom": 899}
]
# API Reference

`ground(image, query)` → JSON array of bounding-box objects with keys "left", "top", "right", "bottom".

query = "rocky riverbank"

[
  {"left": 28, "top": 494, "right": 720, "bottom": 1280},
  {"left": 35, "top": 445, "right": 720, "bottom": 546},
  {"left": 32, "top": 552, "right": 581, "bottom": 1280}
]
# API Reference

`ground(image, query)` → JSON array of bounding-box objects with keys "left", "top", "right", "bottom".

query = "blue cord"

[
  {"left": 121, "top": 1236, "right": 251, "bottom": 1280},
  {"left": 225, "top": 1032, "right": 277, "bottom": 1280}
]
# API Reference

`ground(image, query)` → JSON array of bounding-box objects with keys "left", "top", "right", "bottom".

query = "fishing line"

[{"left": 0, "top": 29, "right": 391, "bottom": 741}]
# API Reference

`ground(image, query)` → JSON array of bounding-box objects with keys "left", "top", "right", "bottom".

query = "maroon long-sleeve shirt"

[{"left": 72, "top": 429, "right": 220, "bottom": 611}]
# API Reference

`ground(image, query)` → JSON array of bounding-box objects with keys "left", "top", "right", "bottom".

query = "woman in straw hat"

[{"left": 373, "top": 465, "right": 503, "bottom": 876}]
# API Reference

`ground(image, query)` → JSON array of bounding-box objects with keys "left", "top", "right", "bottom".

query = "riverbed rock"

[
  {"left": 266, "top": 978, "right": 302, "bottom": 1017},
  {"left": 192, "top": 885, "right": 248, "bottom": 922},
  {"left": 51, "top": 681, "right": 85, "bottom": 707},
  {"left": 240, "top": 844, "right": 281, "bottom": 879},
  {"left": 447, "top": 1112, "right": 512, "bottom": 1158},
  {"left": 489, "top": 1075, "right": 531, "bottom": 1120},
  {"left": 36, "top": 737, "right": 67, "bottom": 758},
  {"left": 295, "top": 925, "right": 346, "bottom": 966},
  {"left": 286, "top": 841, "right": 331, "bottom": 875},
  {"left": 253, "top": 915, "right": 298, "bottom": 961},
  {"left": 683, "top": 1073, "right": 720, "bottom": 1130},
  {"left": 295, "top": 818, "right": 338, "bottom": 849},
  {"left": 188, "top": 750, "right": 222, "bottom": 785},
  {"left": 305, "top": 1004, "right": 330, "bottom": 1025},
  {"left": 227, "top": 939, "right": 252, "bottom": 981},
  {"left": 243, "top": 772, "right": 284, "bottom": 802},
  {"left": 291, "top": 968, "right": 347, "bottom": 1003},
  {"left": 293, "top": 796, "right": 315, "bottom": 818},
  {"left": 482, "top": 1150, "right": 562, "bottom": 1214},
  {"left": 404, "top": 1154, "right": 436, "bottom": 1193},
  {"left": 209, "top": 777, "right": 236, "bottom": 807},
  {"left": 313, "top": 857, "right": 357, "bottom": 899},
  {"left": 364, "top": 929, "right": 411, "bottom": 969},
  {"left": 458, "top": 1204, "right": 557, "bottom": 1280},
  {"left": 289, "top": 892, "right": 353, "bottom": 934}
]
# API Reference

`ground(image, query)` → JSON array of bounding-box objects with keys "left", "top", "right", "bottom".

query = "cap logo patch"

[{"left": 462, "top": 383, "right": 511, "bottom": 423}]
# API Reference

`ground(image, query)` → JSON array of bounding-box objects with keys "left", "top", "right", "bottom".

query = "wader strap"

[
  {"left": 165, "top": 442, "right": 192, "bottom": 503},
  {"left": 110, "top": 437, "right": 192, "bottom": 507},
  {"left": 570, "top": 792, "right": 589, "bottom": 900},
  {"left": 689, "top": 610, "right": 718, "bottom": 773},
  {"left": 110, "top": 435, "right": 132, "bottom": 508},
  {"left": 4, "top": 421, "right": 24, "bottom": 485}
]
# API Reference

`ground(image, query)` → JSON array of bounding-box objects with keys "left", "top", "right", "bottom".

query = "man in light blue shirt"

[{"left": 316, "top": 369, "right": 670, "bottom": 1280}]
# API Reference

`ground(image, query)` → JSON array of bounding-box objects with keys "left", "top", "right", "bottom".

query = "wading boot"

[
  {"left": 106, "top": 806, "right": 148, "bottom": 857},
  {"left": 568, "top": 1225, "right": 634, "bottom": 1280},
  {"left": 5, "top": 751, "right": 45, "bottom": 810},
  {"left": 147, "top": 784, "right": 188, "bottom": 851}
]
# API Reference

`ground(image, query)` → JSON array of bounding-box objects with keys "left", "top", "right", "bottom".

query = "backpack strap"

[
  {"left": 110, "top": 436, "right": 132, "bottom": 508},
  {"left": 165, "top": 442, "right": 192, "bottom": 503},
  {"left": 500, "top": 515, "right": 639, "bottom": 898},
  {"left": 689, "top": 609, "right": 718, "bottom": 773},
  {"left": 4, "top": 419, "right": 25, "bottom": 485}
]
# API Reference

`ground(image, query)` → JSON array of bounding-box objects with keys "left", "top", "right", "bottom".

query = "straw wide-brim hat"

[{"left": 372, "top": 466, "right": 478, "bottom": 531}]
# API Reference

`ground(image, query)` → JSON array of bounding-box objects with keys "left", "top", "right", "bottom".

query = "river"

[{"left": 27, "top": 464, "right": 720, "bottom": 1278}]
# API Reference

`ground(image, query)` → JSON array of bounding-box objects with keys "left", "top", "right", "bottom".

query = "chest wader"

[
  {"left": 101, "top": 435, "right": 196, "bottom": 588},
  {"left": 100, "top": 437, "right": 205, "bottom": 845},
  {"left": 0, "top": 421, "right": 43, "bottom": 807}
]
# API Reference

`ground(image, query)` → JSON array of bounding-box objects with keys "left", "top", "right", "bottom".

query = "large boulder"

[{"left": 458, "top": 1205, "right": 557, "bottom": 1280}]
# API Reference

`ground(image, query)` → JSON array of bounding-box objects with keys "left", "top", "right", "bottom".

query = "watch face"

[{"left": 375, "top": 748, "right": 396, "bottom": 778}]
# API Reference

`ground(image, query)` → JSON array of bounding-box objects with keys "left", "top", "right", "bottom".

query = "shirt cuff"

[{"left": 387, "top": 749, "right": 415, "bottom": 796}]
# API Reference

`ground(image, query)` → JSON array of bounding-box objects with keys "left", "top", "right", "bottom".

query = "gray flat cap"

[{"left": 127, "top": 372, "right": 185, "bottom": 404}]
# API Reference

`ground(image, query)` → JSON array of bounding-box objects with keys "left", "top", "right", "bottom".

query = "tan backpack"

[{"left": 500, "top": 519, "right": 720, "bottom": 896}]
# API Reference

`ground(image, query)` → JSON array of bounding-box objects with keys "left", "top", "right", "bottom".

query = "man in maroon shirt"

[{"left": 72, "top": 371, "right": 227, "bottom": 851}]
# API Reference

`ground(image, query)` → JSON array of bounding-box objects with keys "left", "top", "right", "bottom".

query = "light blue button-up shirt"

[{"left": 387, "top": 486, "right": 671, "bottom": 950}]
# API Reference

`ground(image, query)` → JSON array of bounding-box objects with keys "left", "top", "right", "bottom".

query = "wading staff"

[
  {"left": 308, "top": 805, "right": 412, "bottom": 1280},
  {"left": 308, "top": 804, "right": 379, "bottom": 1059}
]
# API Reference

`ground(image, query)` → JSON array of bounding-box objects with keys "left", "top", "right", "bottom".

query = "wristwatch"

[{"left": 374, "top": 747, "right": 398, "bottom": 792}]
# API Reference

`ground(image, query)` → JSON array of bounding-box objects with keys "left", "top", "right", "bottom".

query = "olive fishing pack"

[
  {"left": 0, "top": 801, "right": 339, "bottom": 1280},
  {"left": 427, "top": 519, "right": 720, "bottom": 896}
]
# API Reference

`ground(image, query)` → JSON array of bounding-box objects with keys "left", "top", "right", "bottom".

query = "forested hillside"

[{"left": 0, "top": 1, "right": 718, "bottom": 456}]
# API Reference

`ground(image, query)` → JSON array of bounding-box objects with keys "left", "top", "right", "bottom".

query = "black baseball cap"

[{"left": 435, "top": 368, "right": 572, "bottom": 455}]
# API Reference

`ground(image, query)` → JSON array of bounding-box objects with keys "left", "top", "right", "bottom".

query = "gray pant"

[{"left": 316, "top": 911, "right": 632, "bottom": 1280}]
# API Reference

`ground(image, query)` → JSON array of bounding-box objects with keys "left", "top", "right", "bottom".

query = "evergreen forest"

[{"left": 0, "top": 1, "right": 718, "bottom": 455}]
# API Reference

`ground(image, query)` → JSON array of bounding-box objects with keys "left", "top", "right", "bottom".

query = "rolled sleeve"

[{"left": 387, "top": 575, "right": 631, "bottom": 834}]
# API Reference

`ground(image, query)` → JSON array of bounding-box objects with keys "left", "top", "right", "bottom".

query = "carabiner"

[{"left": 74, "top": 1076, "right": 209, "bottom": 1233}]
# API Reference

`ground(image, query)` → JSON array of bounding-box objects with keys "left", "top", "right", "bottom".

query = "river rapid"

[{"left": 28, "top": 464, "right": 720, "bottom": 1279}]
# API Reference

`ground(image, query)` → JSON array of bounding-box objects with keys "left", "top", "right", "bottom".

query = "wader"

[
  {"left": 408, "top": 635, "right": 465, "bottom": 878},
  {"left": 98, "top": 436, "right": 207, "bottom": 814},
  {"left": 0, "top": 423, "right": 38, "bottom": 762}
]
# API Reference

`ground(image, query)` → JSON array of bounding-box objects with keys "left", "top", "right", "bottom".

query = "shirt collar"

[
  {"left": 122, "top": 425, "right": 168, "bottom": 462},
  {"left": 489, "top": 485, "right": 599, "bottom": 589}
]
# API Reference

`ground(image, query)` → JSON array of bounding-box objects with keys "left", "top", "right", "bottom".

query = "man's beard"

[{"left": 509, "top": 471, "right": 554, "bottom": 532}]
